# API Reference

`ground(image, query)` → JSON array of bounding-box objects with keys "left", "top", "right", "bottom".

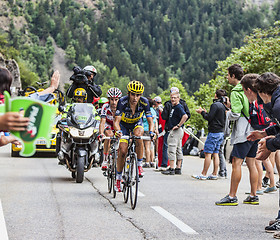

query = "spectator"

[
  {"left": 161, "top": 87, "right": 191, "bottom": 171},
  {"left": 192, "top": 89, "right": 227, "bottom": 180},
  {"left": 143, "top": 98, "right": 157, "bottom": 168},
  {"left": 246, "top": 73, "right": 280, "bottom": 234},
  {"left": 216, "top": 66, "right": 259, "bottom": 206},
  {"left": 161, "top": 89, "right": 188, "bottom": 175},
  {"left": 218, "top": 95, "right": 231, "bottom": 178},
  {"left": 28, "top": 70, "right": 60, "bottom": 102},
  {"left": 238, "top": 73, "right": 276, "bottom": 194},
  {"left": 0, "top": 68, "right": 29, "bottom": 146}
]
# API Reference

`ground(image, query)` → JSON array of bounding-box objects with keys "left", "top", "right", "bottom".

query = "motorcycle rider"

[
  {"left": 57, "top": 88, "right": 99, "bottom": 163},
  {"left": 66, "top": 65, "right": 102, "bottom": 103},
  {"left": 99, "top": 88, "right": 122, "bottom": 170},
  {"left": 114, "top": 81, "right": 155, "bottom": 192}
]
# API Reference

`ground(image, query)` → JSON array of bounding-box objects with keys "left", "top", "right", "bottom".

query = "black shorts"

[{"left": 231, "top": 140, "right": 258, "bottom": 159}]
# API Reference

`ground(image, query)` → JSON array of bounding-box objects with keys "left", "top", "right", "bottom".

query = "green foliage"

[
  {"left": 18, "top": 59, "right": 40, "bottom": 89},
  {"left": 194, "top": 21, "right": 280, "bottom": 129}
]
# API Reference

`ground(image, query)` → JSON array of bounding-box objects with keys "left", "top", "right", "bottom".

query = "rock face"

[{"left": 0, "top": 53, "right": 21, "bottom": 96}]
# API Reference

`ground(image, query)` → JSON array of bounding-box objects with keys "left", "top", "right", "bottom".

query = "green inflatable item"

[{"left": 0, "top": 91, "right": 57, "bottom": 157}]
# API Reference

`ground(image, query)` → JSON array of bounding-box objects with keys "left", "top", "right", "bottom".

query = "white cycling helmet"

[
  {"left": 83, "top": 65, "right": 97, "bottom": 75},
  {"left": 107, "top": 87, "right": 122, "bottom": 98}
]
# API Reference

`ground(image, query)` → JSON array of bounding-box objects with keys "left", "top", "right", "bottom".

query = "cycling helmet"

[
  {"left": 98, "top": 97, "right": 109, "bottom": 104},
  {"left": 127, "top": 81, "right": 144, "bottom": 94},
  {"left": 83, "top": 65, "right": 97, "bottom": 75},
  {"left": 73, "top": 88, "right": 87, "bottom": 102},
  {"left": 107, "top": 87, "right": 122, "bottom": 98}
]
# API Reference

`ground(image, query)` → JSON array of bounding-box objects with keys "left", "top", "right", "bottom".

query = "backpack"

[{"left": 242, "top": 101, "right": 271, "bottom": 130}]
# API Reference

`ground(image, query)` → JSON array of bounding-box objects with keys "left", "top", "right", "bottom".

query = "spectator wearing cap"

[
  {"left": 161, "top": 87, "right": 191, "bottom": 173},
  {"left": 161, "top": 89, "right": 188, "bottom": 175}
]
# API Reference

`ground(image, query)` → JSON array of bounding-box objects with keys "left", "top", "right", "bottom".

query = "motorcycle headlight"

[{"left": 69, "top": 127, "right": 94, "bottom": 138}]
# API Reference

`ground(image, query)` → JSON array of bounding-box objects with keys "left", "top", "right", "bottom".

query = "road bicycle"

[
  {"left": 103, "top": 137, "right": 118, "bottom": 198},
  {"left": 121, "top": 135, "right": 151, "bottom": 209}
]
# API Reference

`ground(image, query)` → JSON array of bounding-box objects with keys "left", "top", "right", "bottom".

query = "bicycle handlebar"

[{"left": 103, "top": 136, "right": 151, "bottom": 141}]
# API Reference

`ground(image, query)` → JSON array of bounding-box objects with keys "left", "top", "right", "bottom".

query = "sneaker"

[
  {"left": 243, "top": 195, "right": 259, "bottom": 205},
  {"left": 265, "top": 220, "right": 280, "bottom": 233},
  {"left": 114, "top": 179, "right": 122, "bottom": 192},
  {"left": 207, "top": 174, "right": 218, "bottom": 180},
  {"left": 264, "top": 186, "right": 277, "bottom": 193},
  {"left": 215, "top": 195, "right": 238, "bottom": 206},
  {"left": 245, "top": 190, "right": 264, "bottom": 195},
  {"left": 161, "top": 168, "right": 175, "bottom": 175},
  {"left": 142, "top": 163, "right": 150, "bottom": 168},
  {"left": 191, "top": 174, "right": 207, "bottom": 180},
  {"left": 101, "top": 161, "right": 108, "bottom": 171},
  {"left": 158, "top": 166, "right": 169, "bottom": 171},
  {"left": 218, "top": 173, "right": 226, "bottom": 178},
  {"left": 273, "top": 232, "right": 280, "bottom": 239},
  {"left": 262, "top": 177, "right": 269, "bottom": 188},
  {"left": 256, "top": 190, "right": 264, "bottom": 195},
  {"left": 138, "top": 166, "right": 145, "bottom": 178},
  {"left": 175, "top": 168, "right": 181, "bottom": 175},
  {"left": 276, "top": 181, "right": 280, "bottom": 188}
]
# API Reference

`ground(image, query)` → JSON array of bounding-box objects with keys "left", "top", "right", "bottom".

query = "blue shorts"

[
  {"left": 204, "top": 132, "right": 224, "bottom": 154},
  {"left": 231, "top": 140, "right": 258, "bottom": 159}
]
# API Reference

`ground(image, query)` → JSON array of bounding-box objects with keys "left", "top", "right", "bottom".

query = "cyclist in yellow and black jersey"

[{"left": 114, "top": 81, "right": 155, "bottom": 192}]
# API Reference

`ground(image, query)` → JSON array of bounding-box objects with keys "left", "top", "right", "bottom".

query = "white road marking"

[
  {"left": 0, "top": 200, "right": 9, "bottom": 240},
  {"left": 151, "top": 206, "right": 198, "bottom": 235},
  {"left": 138, "top": 191, "right": 145, "bottom": 197}
]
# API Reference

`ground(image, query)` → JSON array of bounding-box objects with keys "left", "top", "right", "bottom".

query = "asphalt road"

[{"left": 0, "top": 144, "right": 278, "bottom": 240}]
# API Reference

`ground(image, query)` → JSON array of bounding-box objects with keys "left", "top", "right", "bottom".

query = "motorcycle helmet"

[
  {"left": 83, "top": 65, "right": 97, "bottom": 76},
  {"left": 73, "top": 88, "right": 87, "bottom": 103},
  {"left": 107, "top": 87, "right": 122, "bottom": 98},
  {"left": 127, "top": 81, "right": 144, "bottom": 94}
]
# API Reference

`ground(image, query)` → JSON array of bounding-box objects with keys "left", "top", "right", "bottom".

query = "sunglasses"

[{"left": 130, "top": 92, "right": 142, "bottom": 97}]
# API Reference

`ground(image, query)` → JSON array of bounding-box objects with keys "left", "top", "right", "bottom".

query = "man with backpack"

[{"left": 215, "top": 66, "right": 259, "bottom": 206}]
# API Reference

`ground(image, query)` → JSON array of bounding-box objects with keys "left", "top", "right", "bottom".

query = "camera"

[
  {"left": 220, "top": 96, "right": 227, "bottom": 104},
  {"left": 70, "top": 66, "right": 90, "bottom": 85}
]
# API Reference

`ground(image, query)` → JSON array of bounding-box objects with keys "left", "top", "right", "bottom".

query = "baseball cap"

[
  {"left": 153, "top": 96, "right": 162, "bottom": 103},
  {"left": 170, "top": 87, "right": 179, "bottom": 93}
]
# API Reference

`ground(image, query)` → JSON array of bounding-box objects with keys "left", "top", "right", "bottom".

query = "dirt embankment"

[{"left": 51, "top": 40, "right": 72, "bottom": 91}]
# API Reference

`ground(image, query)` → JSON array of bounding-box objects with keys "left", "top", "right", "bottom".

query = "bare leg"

[
  {"left": 201, "top": 152, "right": 212, "bottom": 176},
  {"left": 263, "top": 158, "right": 275, "bottom": 187},
  {"left": 246, "top": 157, "right": 258, "bottom": 196},
  {"left": 212, "top": 153, "right": 219, "bottom": 176},
  {"left": 229, "top": 157, "right": 243, "bottom": 197},
  {"left": 255, "top": 160, "right": 263, "bottom": 191}
]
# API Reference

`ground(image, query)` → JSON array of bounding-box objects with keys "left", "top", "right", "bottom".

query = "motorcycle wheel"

[
  {"left": 76, "top": 156, "right": 85, "bottom": 183},
  {"left": 71, "top": 171, "right": 76, "bottom": 179}
]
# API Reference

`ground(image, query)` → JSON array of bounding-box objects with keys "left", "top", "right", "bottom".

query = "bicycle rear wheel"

[{"left": 129, "top": 153, "right": 139, "bottom": 209}]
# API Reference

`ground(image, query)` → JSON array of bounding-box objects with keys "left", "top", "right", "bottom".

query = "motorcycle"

[{"left": 56, "top": 103, "right": 99, "bottom": 183}]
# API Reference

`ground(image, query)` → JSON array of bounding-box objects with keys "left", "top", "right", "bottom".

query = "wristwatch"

[{"left": 177, "top": 124, "right": 181, "bottom": 128}]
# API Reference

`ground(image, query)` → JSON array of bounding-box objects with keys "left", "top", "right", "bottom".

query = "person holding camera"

[
  {"left": 66, "top": 65, "right": 102, "bottom": 104},
  {"left": 192, "top": 89, "right": 227, "bottom": 180}
]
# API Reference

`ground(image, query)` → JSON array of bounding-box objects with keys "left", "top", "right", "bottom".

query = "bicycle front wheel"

[
  {"left": 123, "top": 160, "right": 129, "bottom": 203},
  {"left": 107, "top": 155, "right": 113, "bottom": 193},
  {"left": 129, "top": 153, "right": 139, "bottom": 209}
]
